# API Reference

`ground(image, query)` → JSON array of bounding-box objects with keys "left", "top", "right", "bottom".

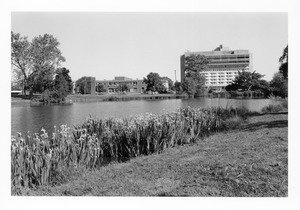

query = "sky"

[{"left": 11, "top": 12, "right": 287, "bottom": 82}]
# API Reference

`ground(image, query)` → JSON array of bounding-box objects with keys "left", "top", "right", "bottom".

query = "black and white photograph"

[{"left": 2, "top": 0, "right": 300, "bottom": 209}]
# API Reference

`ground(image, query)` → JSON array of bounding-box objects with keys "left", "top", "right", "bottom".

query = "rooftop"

[{"left": 185, "top": 45, "right": 249, "bottom": 56}]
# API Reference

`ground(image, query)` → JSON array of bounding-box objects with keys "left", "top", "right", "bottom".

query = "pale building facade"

[
  {"left": 96, "top": 76, "right": 147, "bottom": 93},
  {"left": 180, "top": 45, "right": 253, "bottom": 90}
]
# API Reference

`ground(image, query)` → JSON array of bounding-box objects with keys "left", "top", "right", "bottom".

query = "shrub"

[
  {"left": 281, "top": 99, "right": 288, "bottom": 109},
  {"left": 261, "top": 104, "right": 284, "bottom": 113},
  {"left": 270, "top": 73, "right": 288, "bottom": 98},
  {"left": 261, "top": 95, "right": 288, "bottom": 113},
  {"left": 219, "top": 116, "right": 244, "bottom": 131}
]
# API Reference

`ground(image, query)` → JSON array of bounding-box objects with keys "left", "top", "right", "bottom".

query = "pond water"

[{"left": 11, "top": 98, "right": 271, "bottom": 136}]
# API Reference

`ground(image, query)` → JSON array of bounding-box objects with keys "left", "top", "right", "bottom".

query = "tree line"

[
  {"left": 11, "top": 31, "right": 72, "bottom": 103},
  {"left": 13, "top": 31, "right": 286, "bottom": 100},
  {"left": 76, "top": 44, "right": 288, "bottom": 98},
  {"left": 225, "top": 45, "right": 288, "bottom": 98}
]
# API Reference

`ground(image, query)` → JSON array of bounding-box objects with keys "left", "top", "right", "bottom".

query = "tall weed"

[{"left": 11, "top": 106, "right": 251, "bottom": 194}]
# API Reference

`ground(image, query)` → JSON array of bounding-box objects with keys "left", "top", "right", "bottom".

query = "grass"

[
  {"left": 21, "top": 113, "right": 288, "bottom": 196},
  {"left": 261, "top": 97, "right": 288, "bottom": 113},
  {"left": 11, "top": 106, "right": 252, "bottom": 195}
]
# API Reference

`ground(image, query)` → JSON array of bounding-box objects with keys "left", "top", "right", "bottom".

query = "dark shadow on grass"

[{"left": 242, "top": 120, "right": 288, "bottom": 131}]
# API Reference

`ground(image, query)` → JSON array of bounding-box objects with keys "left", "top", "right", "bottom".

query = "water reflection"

[{"left": 11, "top": 98, "right": 270, "bottom": 136}]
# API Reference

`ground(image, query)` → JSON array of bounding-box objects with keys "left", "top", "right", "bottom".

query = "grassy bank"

[
  {"left": 261, "top": 97, "right": 288, "bottom": 113},
  {"left": 67, "top": 93, "right": 188, "bottom": 102},
  {"left": 11, "top": 97, "right": 31, "bottom": 105},
  {"left": 11, "top": 106, "right": 250, "bottom": 195},
  {"left": 20, "top": 113, "right": 288, "bottom": 196}
]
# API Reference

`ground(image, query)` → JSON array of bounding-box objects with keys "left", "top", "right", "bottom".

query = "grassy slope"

[{"left": 23, "top": 114, "right": 288, "bottom": 197}]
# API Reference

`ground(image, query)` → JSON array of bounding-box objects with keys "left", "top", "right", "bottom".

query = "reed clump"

[
  {"left": 11, "top": 106, "right": 250, "bottom": 195},
  {"left": 261, "top": 96, "right": 288, "bottom": 113}
]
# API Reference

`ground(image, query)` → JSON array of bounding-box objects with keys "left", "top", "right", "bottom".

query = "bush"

[
  {"left": 270, "top": 73, "right": 288, "bottom": 98},
  {"left": 219, "top": 116, "right": 244, "bottom": 131},
  {"left": 261, "top": 104, "right": 284, "bottom": 113},
  {"left": 261, "top": 97, "right": 288, "bottom": 113},
  {"left": 281, "top": 99, "right": 288, "bottom": 109},
  {"left": 38, "top": 89, "right": 66, "bottom": 104}
]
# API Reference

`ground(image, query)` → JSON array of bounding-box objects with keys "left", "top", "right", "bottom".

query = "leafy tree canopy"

[
  {"left": 144, "top": 72, "right": 166, "bottom": 93},
  {"left": 75, "top": 77, "right": 89, "bottom": 94},
  {"left": 270, "top": 73, "right": 288, "bottom": 98},
  {"left": 183, "top": 71, "right": 206, "bottom": 97},
  {"left": 182, "top": 54, "right": 208, "bottom": 97},
  {"left": 160, "top": 76, "right": 174, "bottom": 91},
  {"left": 225, "top": 71, "right": 266, "bottom": 91},
  {"left": 27, "top": 68, "right": 54, "bottom": 93},
  {"left": 53, "top": 67, "right": 73, "bottom": 97},
  {"left": 11, "top": 32, "right": 32, "bottom": 93},
  {"left": 184, "top": 54, "right": 209, "bottom": 73},
  {"left": 11, "top": 31, "right": 66, "bottom": 96},
  {"left": 30, "top": 34, "right": 65, "bottom": 72},
  {"left": 96, "top": 83, "right": 105, "bottom": 93},
  {"left": 174, "top": 81, "right": 183, "bottom": 94},
  {"left": 116, "top": 83, "right": 130, "bottom": 93},
  {"left": 279, "top": 45, "right": 288, "bottom": 79}
]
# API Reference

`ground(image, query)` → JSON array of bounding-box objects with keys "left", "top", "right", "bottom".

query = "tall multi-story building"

[
  {"left": 96, "top": 76, "right": 147, "bottom": 93},
  {"left": 180, "top": 45, "right": 253, "bottom": 89}
]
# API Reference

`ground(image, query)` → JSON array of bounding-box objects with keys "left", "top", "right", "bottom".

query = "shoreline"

[
  {"left": 11, "top": 93, "right": 270, "bottom": 105},
  {"left": 67, "top": 93, "right": 189, "bottom": 102}
]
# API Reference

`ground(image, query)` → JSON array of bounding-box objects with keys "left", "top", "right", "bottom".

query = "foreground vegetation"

[
  {"left": 11, "top": 106, "right": 250, "bottom": 195},
  {"left": 19, "top": 113, "right": 288, "bottom": 196}
]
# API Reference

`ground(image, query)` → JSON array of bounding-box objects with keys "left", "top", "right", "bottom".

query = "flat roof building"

[
  {"left": 180, "top": 45, "right": 253, "bottom": 89},
  {"left": 96, "top": 76, "right": 147, "bottom": 94}
]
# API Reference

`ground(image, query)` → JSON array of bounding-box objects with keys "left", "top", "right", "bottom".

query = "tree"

[
  {"left": 116, "top": 83, "right": 129, "bottom": 93},
  {"left": 75, "top": 77, "right": 88, "bottom": 94},
  {"left": 251, "top": 79, "right": 271, "bottom": 96},
  {"left": 184, "top": 54, "right": 209, "bottom": 72},
  {"left": 183, "top": 71, "right": 206, "bottom": 97},
  {"left": 28, "top": 34, "right": 66, "bottom": 94},
  {"left": 96, "top": 83, "right": 105, "bottom": 93},
  {"left": 161, "top": 76, "right": 174, "bottom": 91},
  {"left": 53, "top": 67, "right": 73, "bottom": 97},
  {"left": 11, "top": 68, "right": 25, "bottom": 90},
  {"left": 174, "top": 81, "right": 183, "bottom": 94},
  {"left": 182, "top": 77, "right": 197, "bottom": 97},
  {"left": 225, "top": 71, "right": 265, "bottom": 91},
  {"left": 182, "top": 54, "right": 208, "bottom": 97},
  {"left": 143, "top": 72, "right": 166, "bottom": 93},
  {"left": 279, "top": 45, "right": 288, "bottom": 79},
  {"left": 11, "top": 31, "right": 32, "bottom": 95},
  {"left": 27, "top": 67, "right": 54, "bottom": 93},
  {"left": 270, "top": 73, "right": 288, "bottom": 98},
  {"left": 225, "top": 71, "right": 271, "bottom": 97}
]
